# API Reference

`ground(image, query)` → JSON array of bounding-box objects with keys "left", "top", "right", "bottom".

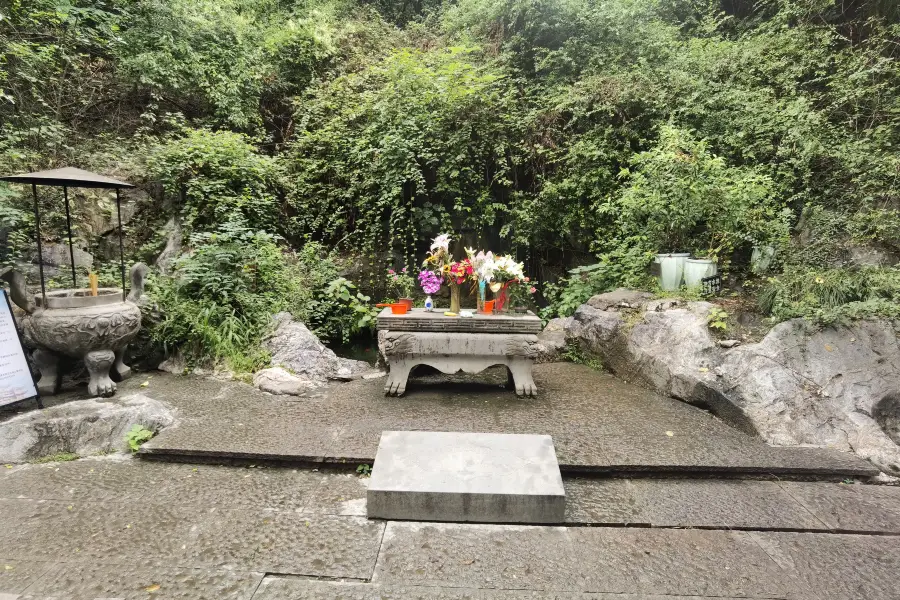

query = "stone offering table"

[{"left": 377, "top": 308, "right": 542, "bottom": 397}]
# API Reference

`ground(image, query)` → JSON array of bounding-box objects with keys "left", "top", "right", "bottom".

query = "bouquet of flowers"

[
  {"left": 446, "top": 259, "right": 474, "bottom": 285},
  {"left": 417, "top": 269, "right": 442, "bottom": 294}
]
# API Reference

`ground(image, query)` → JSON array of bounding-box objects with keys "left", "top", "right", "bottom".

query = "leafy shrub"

[
  {"left": 306, "top": 277, "right": 379, "bottom": 344},
  {"left": 147, "top": 129, "right": 284, "bottom": 235},
  {"left": 149, "top": 223, "right": 294, "bottom": 371},
  {"left": 759, "top": 267, "right": 900, "bottom": 324},
  {"left": 603, "top": 126, "right": 785, "bottom": 260},
  {"left": 541, "top": 247, "right": 654, "bottom": 319}
]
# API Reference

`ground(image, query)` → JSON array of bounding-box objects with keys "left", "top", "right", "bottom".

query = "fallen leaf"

[
  {"left": 145, "top": 584, "right": 160, "bottom": 592},
  {"left": 305, "top": 521, "right": 311, "bottom": 527},
  {"left": 4, "top": 465, "right": 12, "bottom": 469},
  {"left": 67, "top": 505, "right": 74, "bottom": 511},
  {"left": 824, "top": 344, "right": 834, "bottom": 352},
  {"left": 698, "top": 367, "right": 709, "bottom": 373},
  {"left": 4, "top": 565, "right": 13, "bottom": 571},
  {"left": 665, "top": 431, "right": 674, "bottom": 437},
  {"left": 461, "top": 559, "right": 475, "bottom": 565},
  {"left": 140, "top": 381, "right": 150, "bottom": 387}
]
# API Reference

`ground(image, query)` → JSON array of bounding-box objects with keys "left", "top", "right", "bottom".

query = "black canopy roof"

[{"left": 0, "top": 167, "right": 134, "bottom": 189}]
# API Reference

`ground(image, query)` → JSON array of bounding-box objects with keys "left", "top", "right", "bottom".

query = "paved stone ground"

[
  {"left": 1, "top": 457, "right": 899, "bottom": 599},
  {"left": 13, "top": 363, "right": 870, "bottom": 477}
]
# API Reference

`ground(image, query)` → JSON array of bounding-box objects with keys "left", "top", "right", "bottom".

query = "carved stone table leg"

[
  {"left": 32, "top": 348, "right": 61, "bottom": 396},
  {"left": 382, "top": 331, "right": 539, "bottom": 397},
  {"left": 85, "top": 349, "right": 116, "bottom": 397},
  {"left": 111, "top": 345, "right": 132, "bottom": 382}
]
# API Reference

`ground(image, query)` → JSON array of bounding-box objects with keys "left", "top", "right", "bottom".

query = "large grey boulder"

[
  {"left": 0, "top": 393, "right": 174, "bottom": 463},
  {"left": 566, "top": 290, "right": 900, "bottom": 475},
  {"left": 259, "top": 312, "right": 374, "bottom": 393}
]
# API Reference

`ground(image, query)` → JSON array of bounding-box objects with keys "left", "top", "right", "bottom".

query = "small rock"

[
  {"left": 718, "top": 339, "right": 741, "bottom": 348},
  {"left": 362, "top": 371, "right": 387, "bottom": 380},
  {"left": 252, "top": 367, "right": 319, "bottom": 396}
]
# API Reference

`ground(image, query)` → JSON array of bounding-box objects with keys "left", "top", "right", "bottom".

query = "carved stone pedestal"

[{"left": 377, "top": 308, "right": 542, "bottom": 397}]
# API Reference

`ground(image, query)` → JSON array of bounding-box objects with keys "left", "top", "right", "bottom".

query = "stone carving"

[
  {"left": 1, "top": 263, "right": 148, "bottom": 397},
  {"left": 382, "top": 332, "right": 416, "bottom": 357}
]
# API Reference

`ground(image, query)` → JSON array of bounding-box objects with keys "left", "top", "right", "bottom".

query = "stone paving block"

[
  {"left": 0, "top": 560, "right": 55, "bottom": 595},
  {"left": 184, "top": 510, "right": 384, "bottom": 578},
  {"left": 776, "top": 481, "right": 900, "bottom": 533},
  {"left": 373, "top": 523, "right": 797, "bottom": 598},
  {"left": 367, "top": 431, "right": 565, "bottom": 524},
  {"left": 750, "top": 531, "right": 900, "bottom": 600},
  {"left": 563, "top": 479, "right": 643, "bottom": 524},
  {"left": 0, "top": 458, "right": 320, "bottom": 512},
  {"left": 305, "top": 473, "right": 369, "bottom": 516},
  {"left": 22, "top": 563, "right": 264, "bottom": 600},
  {"left": 251, "top": 578, "right": 766, "bottom": 599},
  {"left": 628, "top": 479, "right": 826, "bottom": 530},
  {"left": 0, "top": 498, "right": 384, "bottom": 579}
]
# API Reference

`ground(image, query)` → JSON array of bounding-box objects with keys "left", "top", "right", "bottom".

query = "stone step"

[{"left": 366, "top": 431, "right": 566, "bottom": 524}]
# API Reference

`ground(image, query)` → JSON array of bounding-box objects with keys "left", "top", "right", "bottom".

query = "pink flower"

[{"left": 529, "top": 286, "right": 537, "bottom": 294}]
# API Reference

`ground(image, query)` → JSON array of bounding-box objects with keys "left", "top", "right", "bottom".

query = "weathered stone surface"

[
  {"left": 31, "top": 241, "right": 94, "bottom": 270},
  {"left": 536, "top": 317, "right": 570, "bottom": 363},
  {"left": 586, "top": 288, "right": 654, "bottom": 311},
  {"left": 21, "top": 563, "right": 264, "bottom": 599},
  {"left": 373, "top": 523, "right": 797, "bottom": 598},
  {"left": 565, "top": 479, "right": 827, "bottom": 530},
  {"left": 260, "top": 312, "right": 377, "bottom": 392},
  {"left": 367, "top": 431, "right": 565, "bottom": 523},
  {"left": 0, "top": 559, "right": 54, "bottom": 595},
  {"left": 776, "top": 481, "right": 900, "bottom": 533},
  {"left": 717, "top": 319, "right": 900, "bottom": 474},
  {"left": 0, "top": 393, "right": 173, "bottom": 462},
  {"left": 124, "top": 365, "right": 876, "bottom": 477},
  {"left": 253, "top": 366, "right": 320, "bottom": 396},
  {"left": 253, "top": 578, "right": 757, "bottom": 599},
  {"left": 751, "top": 531, "right": 900, "bottom": 600},
  {"left": 263, "top": 312, "right": 343, "bottom": 380},
  {"left": 566, "top": 292, "right": 900, "bottom": 474},
  {"left": 0, "top": 497, "right": 385, "bottom": 579}
]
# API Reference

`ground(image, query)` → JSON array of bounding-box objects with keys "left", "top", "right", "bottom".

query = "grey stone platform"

[
  {"left": 367, "top": 431, "right": 565, "bottom": 523},
  {"left": 22, "top": 363, "right": 877, "bottom": 478}
]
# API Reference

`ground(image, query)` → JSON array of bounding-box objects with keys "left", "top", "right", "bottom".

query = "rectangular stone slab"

[
  {"left": 377, "top": 307, "right": 542, "bottom": 333},
  {"left": 367, "top": 431, "right": 565, "bottom": 524}
]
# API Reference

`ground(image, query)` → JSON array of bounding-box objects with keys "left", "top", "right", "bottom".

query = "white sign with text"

[{"left": 0, "top": 290, "right": 38, "bottom": 406}]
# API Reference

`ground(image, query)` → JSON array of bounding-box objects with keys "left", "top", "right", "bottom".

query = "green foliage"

[
  {"left": 561, "top": 341, "right": 603, "bottom": 371},
  {"left": 287, "top": 46, "right": 521, "bottom": 270},
  {"left": 759, "top": 267, "right": 900, "bottom": 324},
  {"left": 149, "top": 223, "right": 290, "bottom": 371},
  {"left": 356, "top": 463, "right": 372, "bottom": 476},
  {"left": 147, "top": 129, "right": 284, "bottom": 234},
  {"left": 32, "top": 452, "right": 79, "bottom": 464},
  {"left": 707, "top": 307, "right": 729, "bottom": 331},
  {"left": 542, "top": 247, "right": 654, "bottom": 319},
  {"left": 306, "top": 277, "right": 379, "bottom": 344},
  {"left": 125, "top": 425, "right": 155, "bottom": 453},
  {"left": 605, "top": 125, "right": 785, "bottom": 259}
]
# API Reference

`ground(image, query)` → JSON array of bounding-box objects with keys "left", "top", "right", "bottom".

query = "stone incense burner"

[{"left": 2, "top": 263, "right": 148, "bottom": 397}]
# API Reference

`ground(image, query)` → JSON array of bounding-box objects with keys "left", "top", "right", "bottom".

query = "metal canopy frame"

[{"left": 0, "top": 167, "right": 136, "bottom": 304}]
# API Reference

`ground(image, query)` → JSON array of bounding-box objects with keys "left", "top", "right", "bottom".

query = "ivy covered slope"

[{"left": 1, "top": 0, "right": 898, "bottom": 371}]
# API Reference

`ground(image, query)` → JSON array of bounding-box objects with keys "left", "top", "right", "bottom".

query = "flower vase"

[
  {"left": 449, "top": 284, "right": 461, "bottom": 313},
  {"left": 495, "top": 282, "right": 511, "bottom": 313},
  {"left": 424, "top": 295, "right": 434, "bottom": 311},
  {"left": 477, "top": 280, "right": 486, "bottom": 313}
]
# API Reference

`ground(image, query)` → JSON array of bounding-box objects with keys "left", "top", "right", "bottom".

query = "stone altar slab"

[
  {"left": 377, "top": 308, "right": 541, "bottom": 396},
  {"left": 366, "top": 431, "right": 565, "bottom": 524}
]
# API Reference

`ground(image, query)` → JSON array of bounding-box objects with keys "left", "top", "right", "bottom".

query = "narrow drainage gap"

[{"left": 261, "top": 573, "right": 371, "bottom": 583}]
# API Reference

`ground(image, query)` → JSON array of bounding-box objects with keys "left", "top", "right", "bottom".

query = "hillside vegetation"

[{"left": 2, "top": 0, "right": 898, "bottom": 369}]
